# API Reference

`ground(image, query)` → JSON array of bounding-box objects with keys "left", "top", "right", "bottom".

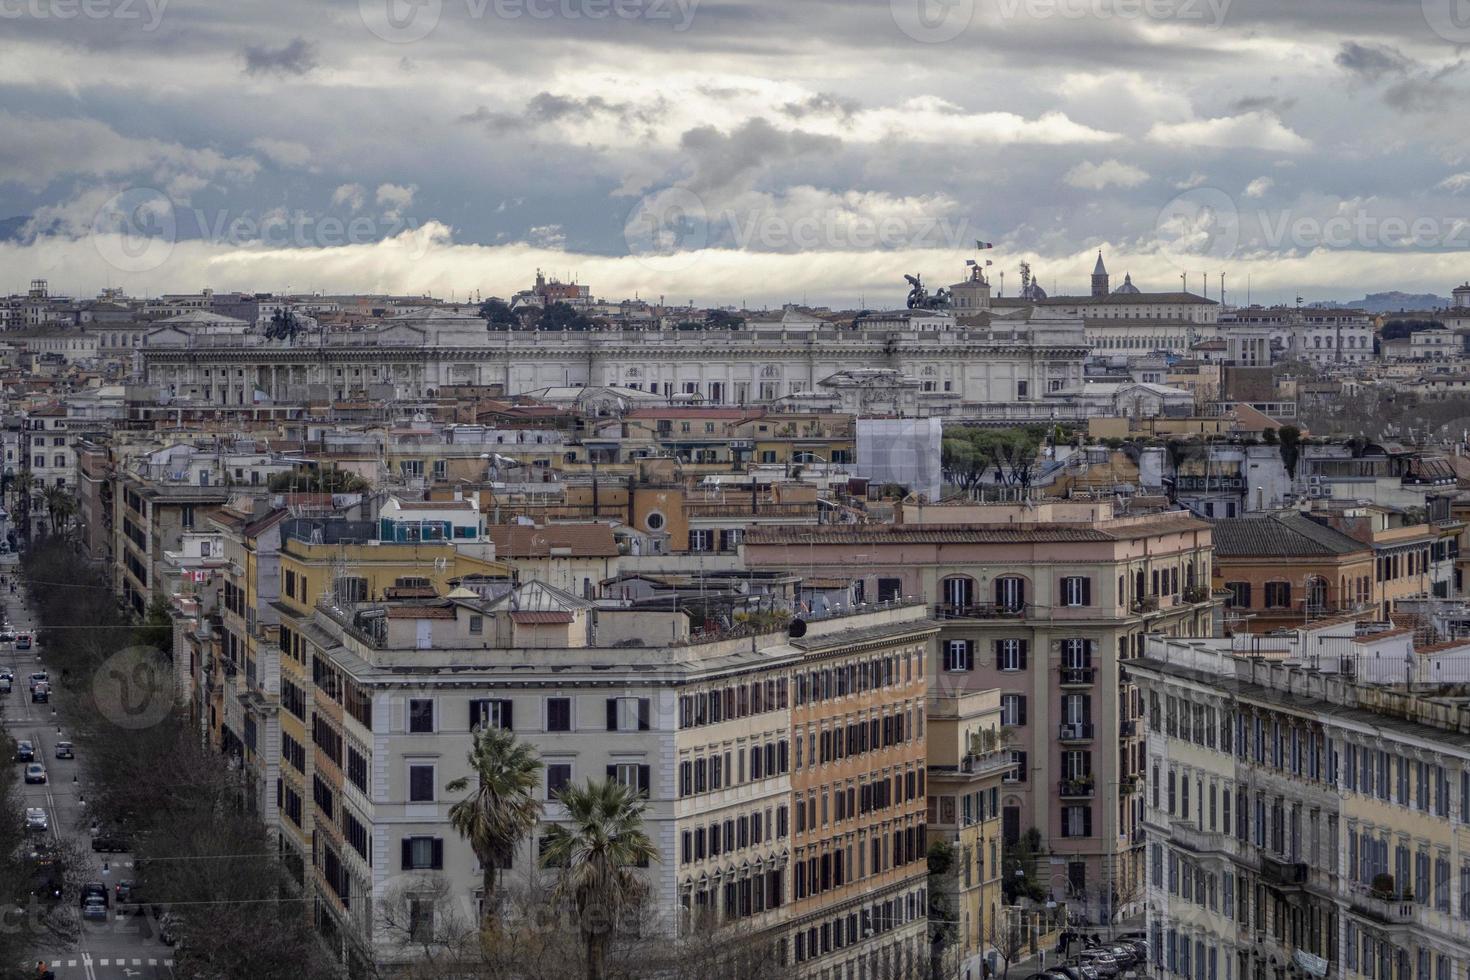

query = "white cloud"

[
  {"left": 375, "top": 183, "right": 416, "bottom": 221},
  {"left": 250, "top": 138, "right": 313, "bottom": 169},
  {"left": 0, "top": 110, "right": 259, "bottom": 192},
  {"left": 1437, "top": 173, "right": 1470, "bottom": 193},
  {"left": 1146, "top": 112, "right": 1311, "bottom": 153},
  {"left": 528, "top": 224, "right": 567, "bottom": 249},
  {"left": 1244, "top": 176, "right": 1274, "bottom": 198},
  {"left": 332, "top": 183, "right": 366, "bottom": 210},
  {"left": 1063, "top": 160, "right": 1149, "bottom": 190},
  {"left": 1173, "top": 172, "right": 1209, "bottom": 189}
]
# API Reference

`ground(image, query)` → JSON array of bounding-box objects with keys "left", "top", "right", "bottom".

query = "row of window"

[
  {"left": 795, "top": 766, "right": 926, "bottom": 833},
  {"left": 679, "top": 805, "right": 790, "bottom": 864},
  {"left": 791, "top": 888, "right": 926, "bottom": 964},
  {"left": 1342, "top": 924, "right": 1454, "bottom": 980},
  {"left": 794, "top": 706, "right": 921, "bottom": 769},
  {"left": 678, "top": 740, "right": 791, "bottom": 797},
  {"left": 404, "top": 695, "right": 650, "bottom": 734},
  {"left": 793, "top": 650, "right": 922, "bottom": 705},
  {"left": 678, "top": 680, "right": 786, "bottom": 729},
  {"left": 792, "top": 823, "right": 925, "bottom": 900}
]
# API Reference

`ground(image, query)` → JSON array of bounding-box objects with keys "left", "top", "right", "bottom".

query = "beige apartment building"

[
  {"left": 746, "top": 499, "right": 1219, "bottom": 927},
  {"left": 267, "top": 523, "right": 937, "bottom": 977}
]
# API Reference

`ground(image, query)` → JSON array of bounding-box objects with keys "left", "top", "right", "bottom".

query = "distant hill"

[{"left": 1310, "top": 290, "right": 1451, "bottom": 313}]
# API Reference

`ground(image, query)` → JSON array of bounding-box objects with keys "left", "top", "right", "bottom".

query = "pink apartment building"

[{"left": 746, "top": 500, "right": 1218, "bottom": 926}]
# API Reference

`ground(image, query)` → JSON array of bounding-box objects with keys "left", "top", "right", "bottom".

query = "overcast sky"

[{"left": 4, "top": 0, "right": 1470, "bottom": 307}]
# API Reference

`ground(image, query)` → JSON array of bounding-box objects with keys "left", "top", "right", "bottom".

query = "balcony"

[
  {"left": 1347, "top": 884, "right": 1417, "bottom": 926},
  {"left": 933, "top": 602, "right": 1028, "bottom": 621},
  {"left": 1170, "top": 820, "right": 1231, "bottom": 857},
  {"left": 1119, "top": 719, "right": 1138, "bottom": 737},
  {"left": 1058, "top": 723, "right": 1095, "bottom": 742},
  {"left": 1132, "top": 596, "right": 1160, "bottom": 614},
  {"left": 1183, "top": 585, "right": 1212, "bottom": 604},
  {"left": 931, "top": 750, "right": 1011, "bottom": 779},
  {"left": 1259, "top": 854, "right": 1308, "bottom": 888},
  {"left": 1059, "top": 778, "right": 1096, "bottom": 798},
  {"left": 1059, "top": 666, "right": 1095, "bottom": 686}
]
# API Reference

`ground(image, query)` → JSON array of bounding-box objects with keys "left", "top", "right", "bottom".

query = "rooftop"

[{"left": 1210, "top": 512, "right": 1367, "bottom": 558}]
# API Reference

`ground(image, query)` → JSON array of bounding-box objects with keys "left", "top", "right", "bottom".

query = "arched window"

[
  {"left": 994, "top": 576, "right": 1026, "bottom": 613},
  {"left": 940, "top": 576, "right": 975, "bottom": 614}
]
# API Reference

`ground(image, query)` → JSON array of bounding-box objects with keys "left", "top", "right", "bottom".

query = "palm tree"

[
  {"left": 41, "top": 485, "right": 76, "bottom": 538},
  {"left": 444, "top": 725, "right": 544, "bottom": 917},
  {"left": 540, "top": 778, "right": 658, "bottom": 980}
]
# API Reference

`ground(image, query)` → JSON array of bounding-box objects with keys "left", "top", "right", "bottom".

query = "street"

[{"left": 3, "top": 561, "right": 176, "bottom": 980}]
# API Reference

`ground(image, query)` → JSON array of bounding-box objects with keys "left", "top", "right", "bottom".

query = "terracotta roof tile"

[{"left": 511, "top": 610, "right": 574, "bottom": 624}]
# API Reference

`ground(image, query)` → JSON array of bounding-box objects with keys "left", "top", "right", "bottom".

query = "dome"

[{"left": 1113, "top": 273, "right": 1141, "bottom": 295}]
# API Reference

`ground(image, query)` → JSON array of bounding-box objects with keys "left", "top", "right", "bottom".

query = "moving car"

[
  {"left": 0, "top": 676, "right": 9, "bottom": 693},
  {"left": 14, "top": 739, "right": 34, "bottom": 761},
  {"left": 79, "top": 881, "right": 109, "bottom": 908},
  {"left": 0, "top": 667, "right": 12, "bottom": 680},
  {"left": 24, "top": 762, "right": 46, "bottom": 783},
  {"left": 17, "top": 631, "right": 33, "bottom": 649},
  {"left": 28, "top": 671, "right": 47, "bottom": 689},
  {"left": 31, "top": 680, "right": 48, "bottom": 702},
  {"left": 0, "top": 629, "right": 15, "bottom": 642},
  {"left": 54, "top": 741, "right": 73, "bottom": 760},
  {"left": 25, "top": 807, "right": 47, "bottom": 832},
  {"left": 82, "top": 897, "right": 108, "bottom": 921}
]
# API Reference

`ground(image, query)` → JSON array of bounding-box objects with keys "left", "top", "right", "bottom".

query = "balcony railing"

[
  {"left": 1259, "top": 854, "right": 1308, "bottom": 887},
  {"left": 1171, "top": 820, "right": 1231, "bottom": 856},
  {"left": 1183, "top": 585, "right": 1212, "bottom": 604},
  {"left": 1119, "top": 719, "right": 1139, "bottom": 737},
  {"left": 1059, "top": 779, "right": 1096, "bottom": 798},
  {"left": 934, "top": 602, "right": 1028, "bottom": 621},
  {"left": 1059, "top": 666, "right": 1095, "bottom": 685},
  {"left": 1348, "top": 884, "right": 1417, "bottom": 925},
  {"left": 932, "top": 750, "right": 1012, "bottom": 777},
  {"left": 1058, "top": 723, "right": 1095, "bottom": 741},
  {"left": 1132, "top": 596, "right": 1160, "bottom": 614}
]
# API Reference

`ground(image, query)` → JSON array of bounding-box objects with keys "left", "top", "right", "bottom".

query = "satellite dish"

[{"left": 787, "top": 618, "right": 807, "bottom": 638}]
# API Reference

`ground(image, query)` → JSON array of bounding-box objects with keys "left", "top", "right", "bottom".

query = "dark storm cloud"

[
  {"left": 1335, "top": 41, "right": 1411, "bottom": 81},
  {"left": 459, "top": 93, "right": 662, "bottom": 133},
  {"left": 678, "top": 118, "right": 840, "bottom": 196},
  {"left": 242, "top": 37, "right": 318, "bottom": 76},
  {"left": 1229, "top": 95, "right": 1297, "bottom": 114}
]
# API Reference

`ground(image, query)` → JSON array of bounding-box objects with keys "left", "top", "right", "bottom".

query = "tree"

[
  {"left": 539, "top": 778, "right": 659, "bottom": 980},
  {"left": 1001, "top": 827, "right": 1047, "bottom": 905},
  {"left": 927, "top": 840, "right": 959, "bottom": 980},
  {"left": 444, "top": 725, "right": 545, "bottom": 917},
  {"left": 267, "top": 466, "right": 369, "bottom": 494},
  {"left": 1278, "top": 424, "right": 1303, "bottom": 479},
  {"left": 984, "top": 908, "right": 1027, "bottom": 980},
  {"left": 41, "top": 485, "right": 76, "bottom": 538},
  {"left": 136, "top": 592, "right": 174, "bottom": 654},
  {"left": 705, "top": 309, "right": 745, "bottom": 330},
  {"left": 480, "top": 298, "right": 521, "bottom": 329},
  {"left": 12, "top": 468, "right": 34, "bottom": 542},
  {"left": 530, "top": 302, "right": 594, "bottom": 332}
]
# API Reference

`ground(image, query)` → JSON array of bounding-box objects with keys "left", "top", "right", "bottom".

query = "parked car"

[
  {"left": 25, "top": 807, "right": 48, "bottom": 832},
  {"left": 14, "top": 739, "right": 34, "bottom": 761},
  {"left": 54, "top": 741, "right": 73, "bottom": 760},
  {"left": 91, "top": 830, "right": 131, "bottom": 853},
  {"left": 0, "top": 676, "right": 9, "bottom": 693},
  {"left": 0, "top": 667, "right": 12, "bottom": 680},
  {"left": 24, "top": 762, "right": 46, "bottom": 783},
  {"left": 0, "top": 630, "right": 15, "bottom": 642},
  {"left": 79, "top": 881, "right": 109, "bottom": 908}
]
